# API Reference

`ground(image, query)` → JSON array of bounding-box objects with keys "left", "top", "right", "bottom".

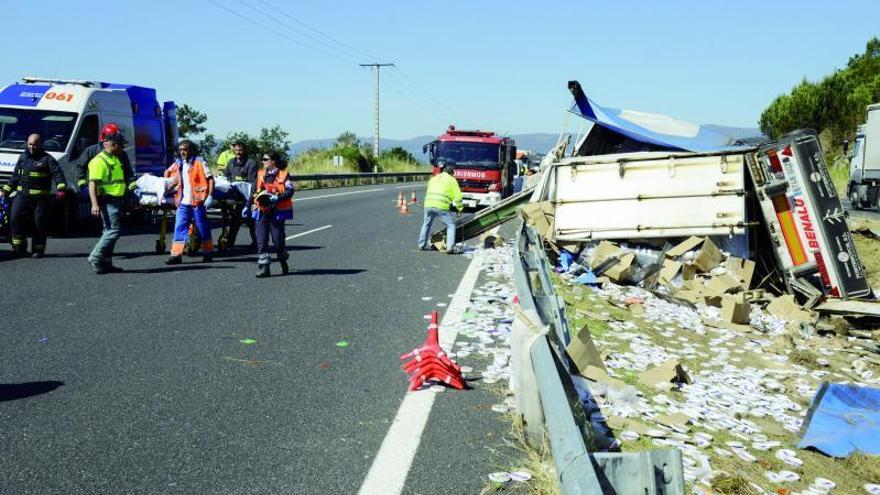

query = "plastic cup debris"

[
  {"left": 509, "top": 471, "right": 532, "bottom": 482},
  {"left": 239, "top": 338, "right": 257, "bottom": 345},
  {"left": 491, "top": 404, "right": 509, "bottom": 413},
  {"left": 429, "top": 384, "right": 446, "bottom": 393},
  {"left": 488, "top": 472, "right": 511, "bottom": 483},
  {"left": 865, "top": 483, "right": 880, "bottom": 495},
  {"left": 336, "top": 341, "right": 349, "bottom": 348},
  {"left": 421, "top": 296, "right": 433, "bottom": 301},
  {"left": 620, "top": 430, "right": 640, "bottom": 441}
]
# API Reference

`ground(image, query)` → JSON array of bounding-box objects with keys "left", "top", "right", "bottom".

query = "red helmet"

[{"left": 99, "top": 123, "right": 120, "bottom": 142}]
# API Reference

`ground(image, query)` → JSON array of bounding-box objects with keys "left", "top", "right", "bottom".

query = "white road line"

[
  {"left": 296, "top": 188, "right": 385, "bottom": 201},
  {"left": 357, "top": 251, "right": 484, "bottom": 495},
  {"left": 285, "top": 224, "right": 332, "bottom": 241},
  {"left": 394, "top": 184, "right": 425, "bottom": 189}
]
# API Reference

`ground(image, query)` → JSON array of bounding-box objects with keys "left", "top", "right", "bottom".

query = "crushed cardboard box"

[
  {"left": 581, "top": 365, "right": 629, "bottom": 390},
  {"left": 637, "top": 360, "right": 692, "bottom": 391},
  {"left": 566, "top": 324, "right": 607, "bottom": 373}
]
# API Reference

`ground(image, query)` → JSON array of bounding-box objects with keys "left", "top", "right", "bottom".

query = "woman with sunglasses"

[{"left": 249, "top": 151, "right": 294, "bottom": 277}]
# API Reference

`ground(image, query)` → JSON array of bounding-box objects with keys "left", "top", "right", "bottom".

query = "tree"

[
  {"left": 177, "top": 104, "right": 208, "bottom": 138},
  {"left": 335, "top": 131, "right": 360, "bottom": 147},
  {"left": 198, "top": 133, "right": 218, "bottom": 161},
  {"left": 257, "top": 125, "right": 291, "bottom": 157},
  {"left": 381, "top": 146, "right": 418, "bottom": 163}
]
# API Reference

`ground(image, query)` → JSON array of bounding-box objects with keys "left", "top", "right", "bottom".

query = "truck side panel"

[{"left": 864, "top": 104, "right": 880, "bottom": 179}]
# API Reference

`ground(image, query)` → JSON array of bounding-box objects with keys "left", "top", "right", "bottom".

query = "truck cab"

[
  {"left": 423, "top": 125, "right": 516, "bottom": 209},
  {"left": 0, "top": 77, "right": 178, "bottom": 194}
]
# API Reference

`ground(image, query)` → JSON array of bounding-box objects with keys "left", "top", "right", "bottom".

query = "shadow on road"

[
  {"left": 0, "top": 381, "right": 64, "bottom": 402},
  {"left": 291, "top": 268, "right": 366, "bottom": 276},
  {"left": 121, "top": 265, "right": 233, "bottom": 274}
]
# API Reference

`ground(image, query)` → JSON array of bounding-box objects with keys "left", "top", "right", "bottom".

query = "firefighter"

[
  {"left": 73, "top": 123, "right": 138, "bottom": 198},
  {"left": 248, "top": 151, "right": 293, "bottom": 278},
  {"left": 86, "top": 133, "right": 129, "bottom": 273},
  {"left": 164, "top": 139, "right": 214, "bottom": 265},
  {"left": 0, "top": 134, "right": 67, "bottom": 257},
  {"left": 418, "top": 159, "right": 463, "bottom": 254},
  {"left": 223, "top": 140, "right": 257, "bottom": 249}
]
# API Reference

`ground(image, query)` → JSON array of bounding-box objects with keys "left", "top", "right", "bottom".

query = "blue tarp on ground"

[
  {"left": 797, "top": 382, "right": 880, "bottom": 457},
  {"left": 568, "top": 81, "right": 763, "bottom": 152}
]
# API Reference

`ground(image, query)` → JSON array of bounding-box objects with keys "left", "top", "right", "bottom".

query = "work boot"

[
  {"left": 256, "top": 264, "right": 270, "bottom": 278},
  {"left": 106, "top": 265, "right": 124, "bottom": 273},
  {"left": 165, "top": 255, "right": 182, "bottom": 265},
  {"left": 90, "top": 261, "right": 108, "bottom": 274},
  {"left": 32, "top": 252, "right": 44, "bottom": 259},
  {"left": 203, "top": 254, "right": 213, "bottom": 263},
  {"left": 280, "top": 258, "right": 289, "bottom": 275}
]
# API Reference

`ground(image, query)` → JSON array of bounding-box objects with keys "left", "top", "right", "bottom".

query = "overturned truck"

[{"left": 526, "top": 81, "right": 873, "bottom": 306}]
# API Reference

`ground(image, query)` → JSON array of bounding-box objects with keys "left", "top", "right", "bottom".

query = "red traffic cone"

[
  {"left": 400, "top": 200, "right": 409, "bottom": 215},
  {"left": 400, "top": 311, "right": 465, "bottom": 390},
  {"left": 410, "top": 189, "right": 418, "bottom": 204}
]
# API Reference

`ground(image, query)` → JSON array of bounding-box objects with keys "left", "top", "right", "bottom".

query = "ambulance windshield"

[{"left": 0, "top": 109, "right": 78, "bottom": 153}]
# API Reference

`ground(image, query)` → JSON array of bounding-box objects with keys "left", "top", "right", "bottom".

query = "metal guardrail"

[
  {"left": 512, "top": 222, "right": 684, "bottom": 495},
  {"left": 289, "top": 171, "right": 431, "bottom": 183}
]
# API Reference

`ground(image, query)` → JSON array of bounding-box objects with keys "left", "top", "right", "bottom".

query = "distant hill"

[{"left": 291, "top": 133, "right": 561, "bottom": 162}]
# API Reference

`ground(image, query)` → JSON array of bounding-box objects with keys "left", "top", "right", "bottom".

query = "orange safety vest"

[
  {"left": 255, "top": 168, "right": 293, "bottom": 212},
  {"left": 165, "top": 157, "right": 211, "bottom": 206}
]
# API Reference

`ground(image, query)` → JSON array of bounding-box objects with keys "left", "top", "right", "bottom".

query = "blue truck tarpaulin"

[
  {"left": 567, "top": 80, "right": 762, "bottom": 153},
  {"left": 797, "top": 382, "right": 880, "bottom": 457}
]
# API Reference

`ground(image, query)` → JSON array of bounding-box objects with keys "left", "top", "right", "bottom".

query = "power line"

[
  {"left": 209, "top": 0, "right": 472, "bottom": 133},
  {"left": 253, "top": 0, "right": 380, "bottom": 63},
  {"left": 238, "top": 0, "right": 360, "bottom": 64},
  {"left": 208, "top": 0, "right": 357, "bottom": 65}
]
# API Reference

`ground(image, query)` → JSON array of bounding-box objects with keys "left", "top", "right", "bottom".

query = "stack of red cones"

[{"left": 400, "top": 311, "right": 465, "bottom": 390}]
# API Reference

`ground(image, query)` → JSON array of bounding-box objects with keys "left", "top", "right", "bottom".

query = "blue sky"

[{"left": 3, "top": 1, "right": 878, "bottom": 142}]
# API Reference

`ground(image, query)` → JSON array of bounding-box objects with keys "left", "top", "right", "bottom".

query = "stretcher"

[{"left": 136, "top": 175, "right": 250, "bottom": 254}]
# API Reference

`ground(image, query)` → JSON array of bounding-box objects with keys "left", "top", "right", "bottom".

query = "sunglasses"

[{"left": 262, "top": 157, "right": 271, "bottom": 162}]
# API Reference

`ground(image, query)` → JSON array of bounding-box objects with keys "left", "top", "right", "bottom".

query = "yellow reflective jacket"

[{"left": 424, "top": 172, "right": 463, "bottom": 211}]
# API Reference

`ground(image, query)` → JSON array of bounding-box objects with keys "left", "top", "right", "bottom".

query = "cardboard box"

[
  {"left": 693, "top": 237, "right": 723, "bottom": 272},
  {"left": 726, "top": 256, "right": 756, "bottom": 289},
  {"left": 721, "top": 293, "right": 750, "bottom": 324},
  {"left": 566, "top": 324, "right": 606, "bottom": 373},
  {"left": 518, "top": 201, "right": 554, "bottom": 239},
  {"left": 704, "top": 273, "right": 744, "bottom": 298},
  {"left": 638, "top": 360, "right": 692, "bottom": 390},
  {"left": 659, "top": 260, "right": 682, "bottom": 285},
  {"left": 604, "top": 252, "right": 636, "bottom": 283},
  {"left": 666, "top": 236, "right": 703, "bottom": 257}
]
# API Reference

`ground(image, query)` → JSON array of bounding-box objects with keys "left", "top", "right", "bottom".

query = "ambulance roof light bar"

[{"left": 21, "top": 76, "right": 101, "bottom": 87}]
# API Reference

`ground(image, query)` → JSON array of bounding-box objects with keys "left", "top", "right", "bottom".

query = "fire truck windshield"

[{"left": 435, "top": 141, "right": 500, "bottom": 168}]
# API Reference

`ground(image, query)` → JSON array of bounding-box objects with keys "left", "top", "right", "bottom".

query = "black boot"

[
  {"left": 165, "top": 255, "right": 182, "bottom": 265},
  {"left": 256, "top": 263, "right": 270, "bottom": 278},
  {"left": 279, "top": 258, "right": 289, "bottom": 275}
]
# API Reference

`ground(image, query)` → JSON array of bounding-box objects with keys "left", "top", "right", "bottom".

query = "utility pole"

[{"left": 360, "top": 63, "right": 394, "bottom": 170}]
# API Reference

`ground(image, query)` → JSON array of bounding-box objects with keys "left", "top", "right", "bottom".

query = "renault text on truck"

[
  {"left": 0, "top": 77, "right": 179, "bottom": 228},
  {"left": 848, "top": 103, "right": 880, "bottom": 210},
  {"left": 423, "top": 125, "right": 517, "bottom": 208}
]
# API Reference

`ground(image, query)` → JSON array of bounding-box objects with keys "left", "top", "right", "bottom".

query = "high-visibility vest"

[
  {"left": 165, "top": 157, "right": 210, "bottom": 206},
  {"left": 88, "top": 152, "right": 126, "bottom": 197},
  {"left": 424, "top": 172, "right": 463, "bottom": 211},
  {"left": 255, "top": 168, "right": 293, "bottom": 212}
]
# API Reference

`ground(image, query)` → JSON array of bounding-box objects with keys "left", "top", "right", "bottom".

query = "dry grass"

[{"left": 853, "top": 232, "right": 880, "bottom": 289}]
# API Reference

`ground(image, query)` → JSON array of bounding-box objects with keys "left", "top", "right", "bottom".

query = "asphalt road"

[{"left": 0, "top": 183, "right": 518, "bottom": 495}]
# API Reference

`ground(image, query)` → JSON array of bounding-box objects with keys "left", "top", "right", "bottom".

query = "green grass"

[{"left": 828, "top": 163, "right": 850, "bottom": 197}]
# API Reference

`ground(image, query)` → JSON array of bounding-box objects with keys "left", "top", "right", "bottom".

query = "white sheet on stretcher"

[{"left": 136, "top": 174, "right": 175, "bottom": 206}]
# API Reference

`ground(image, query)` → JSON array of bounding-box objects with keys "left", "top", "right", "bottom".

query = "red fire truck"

[{"left": 423, "top": 125, "right": 517, "bottom": 208}]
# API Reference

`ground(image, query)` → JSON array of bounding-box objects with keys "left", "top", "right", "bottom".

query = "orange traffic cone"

[
  {"left": 400, "top": 200, "right": 409, "bottom": 215},
  {"left": 410, "top": 189, "right": 418, "bottom": 204},
  {"left": 397, "top": 192, "right": 404, "bottom": 207}
]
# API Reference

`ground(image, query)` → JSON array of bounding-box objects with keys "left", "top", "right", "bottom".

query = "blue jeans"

[
  {"left": 89, "top": 197, "right": 122, "bottom": 265},
  {"left": 418, "top": 207, "right": 456, "bottom": 252}
]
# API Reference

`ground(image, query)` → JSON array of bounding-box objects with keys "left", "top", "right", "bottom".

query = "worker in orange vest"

[
  {"left": 248, "top": 151, "right": 293, "bottom": 278},
  {"left": 164, "top": 139, "right": 215, "bottom": 264}
]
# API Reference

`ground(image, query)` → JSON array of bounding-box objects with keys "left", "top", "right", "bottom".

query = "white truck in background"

[{"left": 848, "top": 103, "right": 880, "bottom": 210}]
